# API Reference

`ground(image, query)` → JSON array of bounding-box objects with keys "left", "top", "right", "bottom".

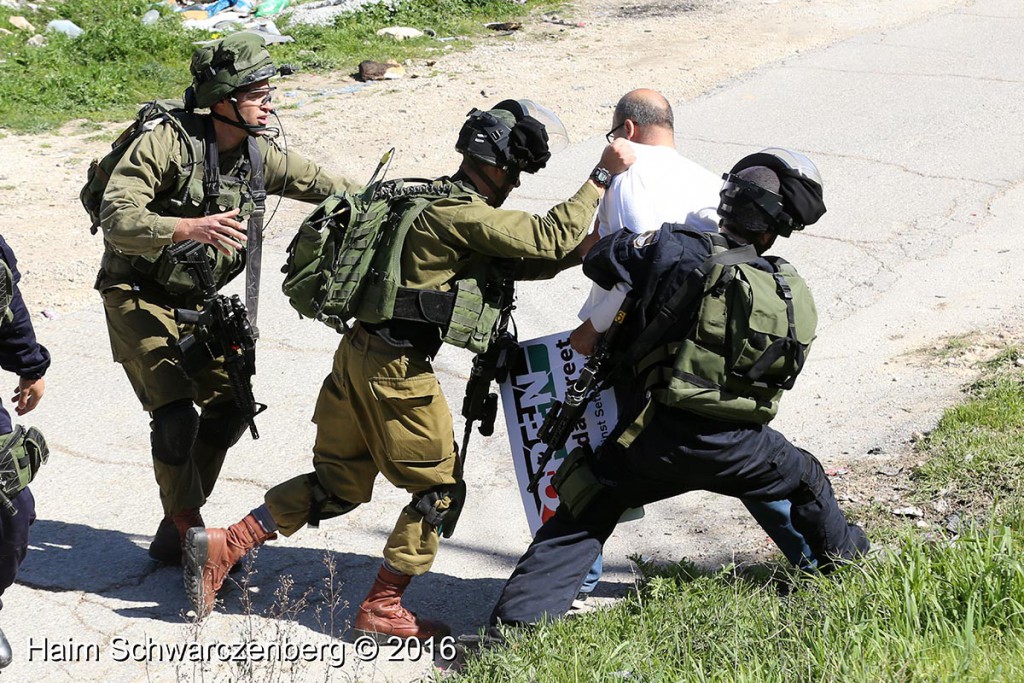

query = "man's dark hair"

[{"left": 614, "top": 91, "right": 674, "bottom": 130}]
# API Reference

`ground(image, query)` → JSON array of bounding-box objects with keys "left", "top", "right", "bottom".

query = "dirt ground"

[{"left": 0, "top": 0, "right": 963, "bottom": 319}]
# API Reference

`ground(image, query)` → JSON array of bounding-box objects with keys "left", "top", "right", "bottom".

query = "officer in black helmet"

[
  {"left": 185, "top": 98, "right": 636, "bottom": 640},
  {"left": 488, "top": 148, "right": 869, "bottom": 628}
]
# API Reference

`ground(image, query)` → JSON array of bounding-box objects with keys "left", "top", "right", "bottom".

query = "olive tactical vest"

[
  {"left": 88, "top": 104, "right": 264, "bottom": 297},
  {"left": 635, "top": 230, "right": 817, "bottom": 425},
  {"left": 283, "top": 179, "right": 506, "bottom": 354}
]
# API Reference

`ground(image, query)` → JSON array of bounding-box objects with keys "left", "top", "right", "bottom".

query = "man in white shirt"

[
  {"left": 567, "top": 90, "right": 814, "bottom": 603},
  {"left": 572, "top": 89, "right": 721, "bottom": 355}
]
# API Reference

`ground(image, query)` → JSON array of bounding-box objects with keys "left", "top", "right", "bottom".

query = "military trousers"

[
  {"left": 265, "top": 324, "right": 460, "bottom": 576},
  {"left": 101, "top": 285, "right": 235, "bottom": 515},
  {"left": 491, "top": 403, "right": 868, "bottom": 626}
]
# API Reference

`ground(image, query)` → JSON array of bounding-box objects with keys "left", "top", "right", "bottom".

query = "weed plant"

[{"left": 0, "top": 0, "right": 549, "bottom": 132}]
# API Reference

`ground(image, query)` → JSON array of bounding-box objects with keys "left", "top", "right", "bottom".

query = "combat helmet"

[
  {"left": 718, "top": 148, "right": 826, "bottom": 237},
  {"left": 456, "top": 99, "right": 568, "bottom": 175},
  {"left": 184, "top": 32, "right": 277, "bottom": 137}
]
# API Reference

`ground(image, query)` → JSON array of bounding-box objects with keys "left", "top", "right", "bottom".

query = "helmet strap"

[
  {"left": 210, "top": 98, "right": 279, "bottom": 138},
  {"left": 463, "top": 157, "right": 516, "bottom": 207}
]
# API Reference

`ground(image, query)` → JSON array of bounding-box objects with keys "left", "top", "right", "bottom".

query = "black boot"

[{"left": 148, "top": 509, "right": 204, "bottom": 565}]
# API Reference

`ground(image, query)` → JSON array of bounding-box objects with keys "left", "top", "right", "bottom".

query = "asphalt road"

[{"left": 8, "top": 0, "right": 1024, "bottom": 680}]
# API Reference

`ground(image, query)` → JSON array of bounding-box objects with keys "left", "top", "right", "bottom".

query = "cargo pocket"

[{"left": 369, "top": 375, "right": 452, "bottom": 464}]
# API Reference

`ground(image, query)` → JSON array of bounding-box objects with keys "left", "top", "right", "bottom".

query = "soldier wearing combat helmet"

[
  {"left": 184, "top": 99, "right": 636, "bottom": 641},
  {"left": 95, "top": 31, "right": 359, "bottom": 568}
]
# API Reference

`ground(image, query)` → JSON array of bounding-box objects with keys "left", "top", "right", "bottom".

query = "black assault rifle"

[
  {"left": 168, "top": 240, "right": 267, "bottom": 439},
  {"left": 527, "top": 296, "right": 635, "bottom": 494},
  {"left": 460, "top": 269, "right": 517, "bottom": 463}
]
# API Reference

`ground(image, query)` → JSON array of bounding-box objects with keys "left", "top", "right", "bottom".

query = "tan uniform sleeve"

[
  {"left": 99, "top": 123, "right": 183, "bottom": 256},
  {"left": 262, "top": 140, "right": 360, "bottom": 202},
  {"left": 442, "top": 181, "right": 600, "bottom": 260}
]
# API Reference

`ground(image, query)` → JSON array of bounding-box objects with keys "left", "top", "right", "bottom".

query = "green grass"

[
  {"left": 455, "top": 347, "right": 1024, "bottom": 682},
  {"left": 912, "top": 347, "right": 1024, "bottom": 515},
  {"left": 0, "top": 0, "right": 555, "bottom": 133}
]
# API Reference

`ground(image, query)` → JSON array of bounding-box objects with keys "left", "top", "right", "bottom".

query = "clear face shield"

[
  {"left": 517, "top": 99, "right": 569, "bottom": 154},
  {"left": 759, "top": 147, "right": 823, "bottom": 188}
]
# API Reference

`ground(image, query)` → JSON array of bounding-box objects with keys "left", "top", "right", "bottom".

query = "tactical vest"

[
  {"left": 89, "top": 105, "right": 264, "bottom": 297},
  {"left": 631, "top": 230, "right": 817, "bottom": 427},
  {"left": 283, "top": 179, "right": 507, "bottom": 354}
]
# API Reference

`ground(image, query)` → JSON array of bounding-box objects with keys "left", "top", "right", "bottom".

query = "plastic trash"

[
  {"left": 141, "top": 9, "right": 160, "bottom": 25},
  {"left": 255, "top": 0, "right": 290, "bottom": 18},
  {"left": 46, "top": 19, "right": 84, "bottom": 39},
  {"left": 234, "top": 0, "right": 254, "bottom": 14},
  {"left": 206, "top": 0, "right": 232, "bottom": 17}
]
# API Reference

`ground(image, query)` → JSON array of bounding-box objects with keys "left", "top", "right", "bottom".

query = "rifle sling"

[{"left": 243, "top": 136, "right": 267, "bottom": 337}]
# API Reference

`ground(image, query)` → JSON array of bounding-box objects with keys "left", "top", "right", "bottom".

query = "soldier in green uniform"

[
  {"left": 184, "top": 100, "right": 635, "bottom": 641},
  {"left": 97, "top": 32, "right": 358, "bottom": 566}
]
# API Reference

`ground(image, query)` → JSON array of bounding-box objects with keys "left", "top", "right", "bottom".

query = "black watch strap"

[{"left": 590, "top": 166, "right": 612, "bottom": 189}]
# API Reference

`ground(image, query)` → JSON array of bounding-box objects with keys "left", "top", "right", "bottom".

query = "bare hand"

[
  {"left": 569, "top": 320, "right": 602, "bottom": 357},
  {"left": 12, "top": 377, "right": 44, "bottom": 416},
  {"left": 173, "top": 209, "right": 246, "bottom": 256},
  {"left": 575, "top": 226, "right": 600, "bottom": 260},
  {"left": 598, "top": 138, "right": 636, "bottom": 176}
]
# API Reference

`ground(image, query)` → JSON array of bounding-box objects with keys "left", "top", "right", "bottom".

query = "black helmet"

[
  {"left": 455, "top": 99, "right": 568, "bottom": 174},
  {"left": 719, "top": 147, "right": 826, "bottom": 237}
]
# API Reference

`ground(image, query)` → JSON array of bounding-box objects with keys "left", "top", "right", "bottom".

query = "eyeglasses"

[
  {"left": 237, "top": 87, "right": 276, "bottom": 106},
  {"left": 605, "top": 121, "right": 626, "bottom": 143}
]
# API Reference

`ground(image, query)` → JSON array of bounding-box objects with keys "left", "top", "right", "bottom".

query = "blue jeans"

[{"left": 576, "top": 498, "right": 815, "bottom": 595}]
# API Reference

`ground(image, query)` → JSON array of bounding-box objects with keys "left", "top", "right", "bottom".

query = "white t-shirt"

[{"left": 579, "top": 141, "right": 722, "bottom": 331}]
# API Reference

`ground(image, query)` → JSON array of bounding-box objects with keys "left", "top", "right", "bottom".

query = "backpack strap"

[
  {"left": 201, "top": 119, "right": 220, "bottom": 216},
  {"left": 606, "top": 238, "right": 759, "bottom": 385}
]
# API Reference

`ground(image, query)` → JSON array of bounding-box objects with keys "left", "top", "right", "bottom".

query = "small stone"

[
  {"left": 9, "top": 15, "right": 35, "bottom": 31},
  {"left": 358, "top": 60, "right": 405, "bottom": 81},
  {"left": 376, "top": 26, "right": 424, "bottom": 41},
  {"left": 876, "top": 467, "right": 902, "bottom": 477},
  {"left": 892, "top": 506, "right": 925, "bottom": 518},
  {"left": 910, "top": 431, "right": 925, "bottom": 443},
  {"left": 26, "top": 33, "right": 47, "bottom": 46},
  {"left": 867, "top": 447, "right": 883, "bottom": 455}
]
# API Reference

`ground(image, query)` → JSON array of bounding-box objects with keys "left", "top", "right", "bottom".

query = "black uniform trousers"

[{"left": 491, "top": 404, "right": 868, "bottom": 626}]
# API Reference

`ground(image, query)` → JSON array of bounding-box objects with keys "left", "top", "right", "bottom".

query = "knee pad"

[
  {"left": 411, "top": 480, "right": 467, "bottom": 539},
  {"left": 150, "top": 400, "right": 199, "bottom": 466},
  {"left": 307, "top": 473, "right": 359, "bottom": 528},
  {"left": 197, "top": 402, "right": 248, "bottom": 450}
]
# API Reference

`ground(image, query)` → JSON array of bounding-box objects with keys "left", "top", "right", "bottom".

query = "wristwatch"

[{"left": 589, "top": 166, "right": 612, "bottom": 189}]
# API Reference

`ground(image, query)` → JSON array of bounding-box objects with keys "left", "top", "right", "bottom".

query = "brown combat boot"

[
  {"left": 182, "top": 514, "right": 276, "bottom": 617},
  {"left": 354, "top": 566, "right": 451, "bottom": 643},
  {"left": 148, "top": 509, "right": 204, "bottom": 565}
]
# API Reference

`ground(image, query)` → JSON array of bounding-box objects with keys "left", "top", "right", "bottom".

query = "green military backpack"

[
  {"left": 282, "top": 172, "right": 465, "bottom": 332},
  {"left": 80, "top": 100, "right": 197, "bottom": 235},
  {"left": 628, "top": 230, "right": 817, "bottom": 426}
]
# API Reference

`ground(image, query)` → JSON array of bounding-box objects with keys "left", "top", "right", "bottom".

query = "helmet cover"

[{"left": 188, "top": 32, "right": 277, "bottom": 109}]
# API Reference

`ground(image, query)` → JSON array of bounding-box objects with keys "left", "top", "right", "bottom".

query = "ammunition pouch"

[
  {"left": 0, "top": 425, "right": 49, "bottom": 516},
  {"left": 441, "top": 279, "right": 502, "bottom": 354},
  {"left": 307, "top": 473, "right": 359, "bottom": 528},
  {"left": 551, "top": 446, "right": 605, "bottom": 519},
  {"left": 411, "top": 480, "right": 467, "bottom": 539}
]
